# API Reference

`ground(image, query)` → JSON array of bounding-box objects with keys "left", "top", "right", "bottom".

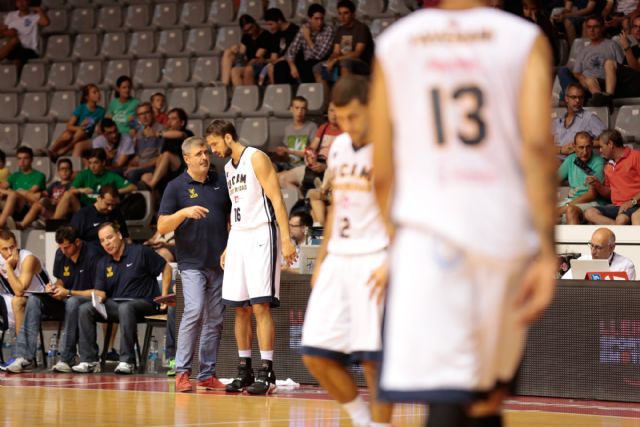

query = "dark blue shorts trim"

[
  {"left": 378, "top": 388, "right": 477, "bottom": 404},
  {"left": 222, "top": 298, "right": 251, "bottom": 308},
  {"left": 351, "top": 350, "right": 382, "bottom": 363},
  {"left": 250, "top": 296, "right": 280, "bottom": 308},
  {"left": 300, "top": 346, "right": 351, "bottom": 364}
]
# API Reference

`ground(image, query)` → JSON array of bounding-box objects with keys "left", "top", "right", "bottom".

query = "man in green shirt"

[
  {"left": 53, "top": 148, "right": 136, "bottom": 219},
  {"left": 0, "top": 146, "right": 45, "bottom": 228}
]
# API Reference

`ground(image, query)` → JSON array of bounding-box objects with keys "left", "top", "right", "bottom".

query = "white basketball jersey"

[
  {"left": 225, "top": 147, "right": 275, "bottom": 230},
  {"left": 327, "top": 133, "right": 388, "bottom": 255},
  {"left": 0, "top": 249, "right": 49, "bottom": 295},
  {"left": 376, "top": 7, "right": 541, "bottom": 259}
]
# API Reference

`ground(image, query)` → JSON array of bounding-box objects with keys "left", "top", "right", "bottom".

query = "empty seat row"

[{"left": 0, "top": 91, "right": 76, "bottom": 123}]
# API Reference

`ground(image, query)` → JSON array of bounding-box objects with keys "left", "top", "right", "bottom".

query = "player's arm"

[
  {"left": 252, "top": 150, "right": 297, "bottom": 265},
  {"left": 369, "top": 58, "right": 395, "bottom": 239},
  {"left": 6, "top": 253, "right": 39, "bottom": 296},
  {"left": 516, "top": 34, "right": 558, "bottom": 325}
]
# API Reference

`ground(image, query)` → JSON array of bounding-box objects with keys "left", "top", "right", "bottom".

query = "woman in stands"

[
  {"left": 106, "top": 75, "right": 140, "bottom": 137},
  {"left": 47, "top": 84, "right": 104, "bottom": 161}
]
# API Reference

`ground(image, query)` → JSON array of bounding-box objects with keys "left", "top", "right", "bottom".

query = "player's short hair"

[
  {"left": 0, "top": 229, "right": 17, "bottom": 243},
  {"left": 55, "top": 225, "right": 80, "bottom": 244},
  {"left": 598, "top": 129, "right": 624, "bottom": 148},
  {"left": 206, "top": 119, "right": 239, "bottom": 141},
  {"left": 331, "top": 75, "right": 369, "bottom": 107},
  {"left": 182, "top": 136, "right": 207, "bottom": 156},
  {"left": 308, "top": 3, "right": 326, "bottom": 17},
  {"left": 337, "top": 0, "right": 356, "bottom": 13},
  {"left": 264, "top": 8, "right": 285, "bottom": 22}
]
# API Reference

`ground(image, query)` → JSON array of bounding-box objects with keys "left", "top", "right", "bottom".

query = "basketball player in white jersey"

[
  {"left": 206, "top": 120, "right": 297, "bottom": 395},
  {"left": 369, "top": 2, "right": 558, "bottom": 426},
  {"left": 301, "top": 76, "right": 392, "bottom": 427}
]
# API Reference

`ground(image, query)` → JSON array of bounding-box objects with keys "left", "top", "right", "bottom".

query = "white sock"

[
  {"left": 260, "top": 350, "right": 274, "bottom": 361},
  {"left": 342, "top": 395, "right": 370, "bottom": 426},
  {"left": 238, "top": 350, "right": 251, "bottom": 358}
]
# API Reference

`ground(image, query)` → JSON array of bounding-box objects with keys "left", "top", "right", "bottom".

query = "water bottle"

[
  {"left": 161, "top": 335, "right": 167, "bottom": 368},
  {"left": 3, "top": 328, "right": 15, "bottom": 361},
  {"left": 36, "top": 335, "right": 43, "bottom": 366},
  {"left": 47, "top": 334, "right": 58, "bottom": 368},
  {"left": 148, "top": 337, "right": 159, "bottom": 374}
]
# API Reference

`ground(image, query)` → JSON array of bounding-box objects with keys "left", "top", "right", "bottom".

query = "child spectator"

[{"left": 151, "top": 92, "right": 168, "bottom": 127}]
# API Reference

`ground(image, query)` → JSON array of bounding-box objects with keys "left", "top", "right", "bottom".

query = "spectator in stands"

[
  {"left": 0, "top": 150, "right": 8, "bottom": 185},
  {"left": 72, "top": 118, "right": 135, "bottom": 171},
  {"left": 585, "top": 129, "right": 640, "bottom": 224},
  {"left": 552, "top": 0, "right": 601, "bottom": 46},
  {"left": 523, "top": 0, "right": 562, "bottom": 63},
  {"left": 53, "top": 148, "right": 136, "bottom": 220},
  {"left": 554, "top": 83, "right": 606, "bottom": 157},
  {"left": 151, "top": 93, "right": 168, "bottom": 127},
  {"left": 5, "top": 226, "right": 100, "bottom": 373},
  {"left": 279, "top": 4, "right": 334, "bottom": 84},
  {"left": 70, "top": 184, "right": 130, "bottom": 255},
  {"left": 221, "top": 14, "right": 273, "bottom": 87},
  {"left": 259, "top": 8, "right": 299, "bottom": 86},
  {"left": 0, "top": 146, "right": 46, "bottom": 229},
  {"left": 142, "top": 108, "right": 194, "bottom": 191},
  {"left": 273, "top": 97, "right": 318, "bottom": 171},
  {"left": 72, "top": 222, "right": 170, "bottom": 375},
  {"left": 124, "top": 102, "right": 164, "bottom": 184},
  {"left": 279, "top": 102, "right": 340, "bottom": 196},
  {"left": 558, "top": 15, "right": 624, "bottom": 106},
  {"left": 619, "top": 14, "right": 640, "bottom": 70},
  {"left": 286, "top": 211, "right": 313, "bottom": 270},
  {"left": 17, "top": 158, "right": 73, "bottom": 229},
  {"left": 558, "top": 132, "right": 606, "bottom": 224},
  {"left": 0, "top": 0, "right": 49, "bottom": 71},
  {"left": 316, "top": 0, "right": 374, "bottom": 88},
  {"left": 609, "top": 14, "right": 640, "bottom": 97},
  {"left": 106, "top": 75, "right": 139, "bottom": 136},
  {"left": 603, "top": 0, "right": 640, "bottom": 35},
  {"left": 562, "top": 227, "right": 636, "bottom": 279},
  {"left": 48, "top": 84, "right": 105, "bottom": 161},
  {"left": 308, "top": 179, "right": 330, "bottom": 226}
]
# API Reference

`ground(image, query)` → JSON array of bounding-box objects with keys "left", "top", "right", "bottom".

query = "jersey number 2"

[{"left": 431, "top": 86, "right": 486, "bottom": 146}]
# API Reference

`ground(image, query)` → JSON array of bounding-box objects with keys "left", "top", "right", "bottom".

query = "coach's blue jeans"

[
  {"left": 175, "top": 269, "right": 224, "bottom": 380},
  {"left": 15, "top": 294, "right": 66, "bottom": 361},
  {"left": 59, "top": 296, "right": 90, "bottom": 364}
]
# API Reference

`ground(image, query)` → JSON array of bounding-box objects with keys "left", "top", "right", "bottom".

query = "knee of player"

[{"left": 302, "top": 354, "right": 330, "bottom": 374}]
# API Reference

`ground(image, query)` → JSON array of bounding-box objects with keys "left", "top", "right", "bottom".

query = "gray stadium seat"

[
  {"left": 47, "top": 62, "right": 75, "bottom": 89},
  {"left": 103, "top": 59, "right": 132, "bottom": 87},
  {"left": 238, "top": 0, "right": 264, "bottom": 20},
  {"left": 296, "top": 83, "right": 327, "bottom": 115},
  {"left": 94, "top": 0, "right": 119, "bottom": 4},
  {"left": 551, "top": 107, "right": 566, "bottom": 122},
  {"left": 128, "top": 30, "right": 156, "bottom": 57},
  {"left": 0, "top": 64, "right": 18, "bottom": 91},
  {"left": 614, "top": 105, "right": 640, "bottom": 142},
  {"left": 269, "top": 0, "right": 294, "bottom": 18},
  {"left": 42, "top": 0, "right": 65, "bottom": 7},
  {"left": 22, "top": 124, "right": 50, "bottom": 152},
  {"left": 180, "top": 1, "right": 206, "bottom": 27},
  {"left": 68, "top": 0, "right": 92, "bottom": 6},
  {"left": 32, "top": 157, "right": 53, "bottom": 182},
  {"left": 214, "top": 26, "right": 242, "bottom": 53},
  {"left": 51, "top": 122, "right": 68, "bottom": 144},
  {"left": 191, "top": 56, "right": 220, "bottom": 85},
  {"left": 325, "top": 0, "right": 339, "bottom": 19},
  {"left": 613, "top": 97, "right": 640, "bottom": 107},
  {"left": 152, "top": 3, "right": 179, "bottom": 28},
  {"left": 137, "top": 88, "right": 164, "bottom": 105},
  {"left": 125, "top": 4, "right": 152, "bottom": 29},
  {"left": 97, "top": 5, "right": 125, "bottom": 32},
  {"left": 44, "top": 35, "right": 72, "bottom": 60},
  {"left": 4, "top": 156, "right": 18, "bottom": 173},
  {"left": 195, "top": 86, "right": 228, "bottom": 117},
  {"left": 19, "top": 92, "right": 48, "bottom": 121},
  {"left": 185, "top": 27, "right": 215, "bottom": 55},
  {"left": 370, "top": 18, "right": 395, "bottom": 39},
  {"left": 72, "top": 33, "right": 100, "bottom": 59},
  {"left": 249, "top": 83, "right": 291, "bottom": 117},
  {"left": 156, "top": 29, "right": 184, "bottom": 56},
  {"left": 296, "top": 0, "right": 318, "bottom": 21},
  {"left": 49, "top": 91, "right": 76, "bottom": 122},
  {"left": 70, "top": 8, "right": 96, "bottom": 33},
  {"left": 42, "top": 8, "right": 68, "bottom": 35},
  {"left": 161, "top": 57, "right": 190, "bottom": 86},
  {"left": 75, "top": 61, "right": 104, "bottom": 87},
  {"left": 133, "top": 58, "right": 162, "bottom": 86},
  {"left": 18, "top": 63, "right": 46, "bottom": 91},
  {"left": 239, "top": 118, "right": 269, "bottom": 147},
  {"left": 0, "top": 124, "right": 19, "bottom": 154},
  {"left": 387, "top": 0, "right": 412, "bottom": 16},
  {"left": 0, "top": 93, "right": 20, "bottom": 121},
  {"left": 223, "top": 85, "right": 260, "bottom": 117},
  {"left": 186, "top": 118, "right": 203, "bottom": 137},
  {"left": 168, "top": 87, "right": 197, "bottom": 114},
  {"left": 208, "top": 0, "right": 235, "bottom": 25},
  {"left": 584, "top": 106, "right": 610, "bottom": 128},
  {"left": 356, "top": 0, "right": 386, "bottom": 18},
  {"left": 281, "top": 187, "right": 299, "bottom": 215},
  {"left": 101, "top": 32, "right": 128, "bottom": 59},
  {"left": 21, "top": 230, "right": 47, "bottom": 267}
]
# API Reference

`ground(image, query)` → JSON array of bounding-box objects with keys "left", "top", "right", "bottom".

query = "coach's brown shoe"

[
  {"left": 176, "top": 372, "right": 193, "bottom": 393},
  {"left": 197, "top": 375, "right": 226, "bottom": 390}
]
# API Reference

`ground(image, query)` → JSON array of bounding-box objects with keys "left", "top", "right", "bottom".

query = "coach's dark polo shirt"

[
  {"left": 53, "top": 242, "right": 99, "bottom": 291},
  {"left": 71, "top": 204, "right": 130, "bottom": 254},
  {"left": 95, "top": 244, "right": 165, "bottom": 302},
  {"left": 159, "top": 169, "right": 231, "bottom": 271}
]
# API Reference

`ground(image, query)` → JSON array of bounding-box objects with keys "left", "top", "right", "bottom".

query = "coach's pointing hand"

[{"left": 181, "top": 206, "right": 209, "bottom": 220}]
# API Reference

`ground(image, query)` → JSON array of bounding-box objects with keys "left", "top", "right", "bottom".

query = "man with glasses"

[
  {"left": 558, "top": 131, "right": 606, "bottom": 224},
  {"left": 287, "top": 211, "right": 313, "bottom": 270},
  {"left": 562, "top": 227, "right": 635, "bottom": 279},
  {"left": 553, "top": 83, "right": 605, "bottom": 158},
  {"left": 124, "top": 102, "right": 164, "bottom": 185}
]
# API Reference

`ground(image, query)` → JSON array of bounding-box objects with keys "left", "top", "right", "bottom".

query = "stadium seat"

[
  {"left": 222, "top": 85, "right": 260, "bottom": 117},
  {"left": 68, "top": 0, "right": 92, "bottom": 6},
  {"left": 128, "top": 30, "right": 156, "bottom": 58},
  {"left": 613, "top": 97, "right": 640, "bottom": 107},
  {"left": 44, "top": 35, "right": 72, "bottom": 60},
  {"left": 18, "top": 63, "right": 47, "bottom": 91},
  {"left": 152, "top": 3, "right": 179, "bottom": 28},
  {"left": 0, "top": 93, "right": 20, "bottom": 121},
  {"left": 137, "top": 88, "right": 164, "bottom": 104},
  {"left": 47, "top": 62, "right": 75, "bottom": 90},
  {"left": 161, "top": 57, "right": 190, "bottom": 86},
  {"left": 32, "top": 157, "right": 53, "bottom": 182},
  {"left": 69, "top": 8, "right": 96, "bottom": 33},
  {"left": 185, "top": 27, "right": 215, "bottom": 55},
  {"left": 584, "top": 106, "right": 610, "bottom": 128},
  {"left": 49, "top": 91, "right": 76, "bottom": 122},
  {"left": 75, "top": 61, "right": 104, "bottom": 87},
  {"left": 0, "top": 64, "right": 18, "bottom": 91},
  {"left": 387, "top": 0, "right": 412, "bottom": 16},
  {"left": 42, "top": 0, "right": 65, "bottom": 7},
  {"left": 551, "top": 75, "right": 562, "bottom": 106},
  {"left": 296, "top": 83, "right": 327, "bottom": 115},
  {"left": 195, "top": 86, "right": 228, "bottom": 118},
  {"left": 19, "top": 92, "right": 49, "bottom": 122},
  {"left": 356, "top": 0, "right": 386, "bottom": 18},
  {"left": 238, "top": 0, "right": 264, "bottom": 20},
  {"left": 325, "top": 0, "right": 339, "bottom": 19},
  {"left": 614, "top": 105, "right": 640, "bottom": 142},
  {"left": 125, "top": 4, "right": 152, "bottom": 29},
  {"left": 191, "top": 56, "right": 220, "bottom": 85},
  {"left": 269, "top": 0, "right": 294, "bottom": 18},
  {"left": 22, "top": 124, "right": 50, "bottom": 152},
  {"left": 186, "top": 118, "right": 203, "bottom": 137},
  {"left": 72, "top": 33, "right": 100, "bottom": 60},
  {"left": 551, "top": 107, "right": 566, "bottom": 122},
  {"left": 0, "top": 124, "right": 19, "bottom": 154},
  {"left": 51, "top": 122, "right": 68, "bottom": 145},
  {"left": 101, "top": 32, "right": 129, "bottom": 59},
  {"left": 248, "top": 84, "right": 292, "bottom": 117},
  {"left": 167, "top": 87, "right": 197, "bottom": 114},
  {"left": 133, "top": 58, "right": 162, "bottom": 86},
  {"left": 370, "top": 18, "right": 395, "bottom": 39},
  {"left": 208, "top": 0, "right": 236, "bottom": 25},
  {"left": 239, "top": 118, "right": 269, "bottom": 147},
  {"left": 42, "top": 8, "right": 68, "bottom": 35},
  {"left": 180, "top": 1, "right": 207, "bottom": 27},
  {"left": 281, "top": 187, "right": 300, "bottom": 215},
  {"left": 156, "top": 29, "right": 185, "bottom": 57},
  {"left": 97, "top": 5, "right": 125, "bottom": 32},
  {"left": 103, "top": 59, "right": 132, "bottom": 88},
  {"left": 214, "top": 26, "right": 242, "bottom": 53}
]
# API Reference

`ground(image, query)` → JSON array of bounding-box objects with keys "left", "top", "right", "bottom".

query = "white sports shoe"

[
  {"left": 52, "top": 361, "right": 72, "bottom": 373},
  {"left": 72, "top": 361, "right": 101, "bottom": 373},
  {"left": 114, "top": 362, "right": 134, "bottom": 375},
  {"left": 6, "top": 357, "right": 34, "bottom": 373}
]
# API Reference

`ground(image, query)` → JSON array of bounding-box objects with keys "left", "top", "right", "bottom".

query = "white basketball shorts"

[{"left": 379, "top": 227, "right": 534, "bottom": 403}]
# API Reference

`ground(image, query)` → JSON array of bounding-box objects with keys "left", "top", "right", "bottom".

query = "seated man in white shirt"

[{"left": 562, "top": 227, "right": 636, "bottom": 279}]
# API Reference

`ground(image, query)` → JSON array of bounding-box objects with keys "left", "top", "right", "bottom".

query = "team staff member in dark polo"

[
  {"left": 73, "top": 222, "right": 171, "bottom": 375},
  {"left": 71, "top": 184, "right": 130, "bottom": 254},
  {"left": 157, "top": 136, "right": 231, "bottom": 393},
  {"left": 5, "top": 225, "right": 99, "bottom": 374}
]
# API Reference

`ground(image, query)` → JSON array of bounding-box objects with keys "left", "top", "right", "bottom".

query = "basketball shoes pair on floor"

[{"left": 226, "top": 359, "right": 277, "bottom": 395}]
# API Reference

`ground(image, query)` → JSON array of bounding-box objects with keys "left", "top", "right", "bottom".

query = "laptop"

[
  {"left": 570, "top": 259, "right": 610, "bottom": 280},
  {"left": 298, "top": 245, "right": 320, "bottom": 274}
]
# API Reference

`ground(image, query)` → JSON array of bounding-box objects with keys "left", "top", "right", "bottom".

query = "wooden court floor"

[{"left": 1, "top": 372, "right": 640, "bottom": 426}]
